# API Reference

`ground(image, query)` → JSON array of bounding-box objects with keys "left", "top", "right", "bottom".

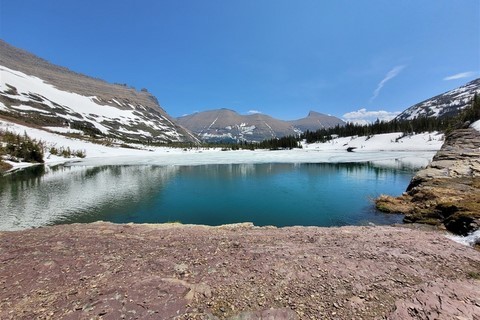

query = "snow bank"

[
  {"left": 44, "top": 127, "right": 84, "bottom": 135},
  {"left": 0, "top": 119, "right": 153, "bottom": 161},
  {"left": 302, "top": 132, "right": 443, "bottom": 152},
  {"left": 471, "top": 120, "right": 480, "bottom": 132},
  {"left": 1, "top": 119, "right": 444, "bottom": 170},
  {"left": 446, "top": 230, "right": 480, "bottom": 247}
]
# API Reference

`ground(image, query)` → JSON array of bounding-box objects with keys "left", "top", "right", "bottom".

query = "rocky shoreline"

[
  {"left": 1, "top": 222, "right": 479, "bottom": 319},
  {"left": 376, "top": 128, "right": 480, "bottom": 235}
]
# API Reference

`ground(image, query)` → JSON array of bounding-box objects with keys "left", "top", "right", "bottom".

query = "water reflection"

[
  {"left": 0, "top": 165, "right": 179, "bottom": 230},
  {"left": 0, "top": 162, "right": 413, "bottom": 231}
]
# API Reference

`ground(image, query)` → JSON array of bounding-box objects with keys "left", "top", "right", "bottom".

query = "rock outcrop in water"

[
  {"left": 376, "top": 127, "right": 480, "bottom": 235},
  {"left": 1, "top": 222, "right": 479, "bottom": 319}
]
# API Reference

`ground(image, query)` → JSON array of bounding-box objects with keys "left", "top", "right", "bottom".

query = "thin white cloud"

[
  {"left": 247, "top": 110, "right": 262, "bottom": 114},
  {"left": 370, "top": 65, "right": 406, "bottom": 102},
  {"left": 443, "top": 71, "right": 476, "bottom": 81},
  {"left": 342, "top": 108, "right": 400, "bottom": 125}
]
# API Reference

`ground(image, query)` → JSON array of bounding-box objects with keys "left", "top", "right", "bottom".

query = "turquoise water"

[{"left": 0, "top": 163, "right": 412, "bottom": 230}]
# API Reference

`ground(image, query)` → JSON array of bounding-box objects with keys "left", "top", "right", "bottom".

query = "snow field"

[
  {"left": 1, "top": 119, "right": 443, "bottom": 170},
  {"left": 471, "top": 120, "right": 480, "bottom": 132}
]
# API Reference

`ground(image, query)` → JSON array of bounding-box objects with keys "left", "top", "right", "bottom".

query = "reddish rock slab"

[{"left": 1, "top": 222, "right": 479, "bottom": 319}]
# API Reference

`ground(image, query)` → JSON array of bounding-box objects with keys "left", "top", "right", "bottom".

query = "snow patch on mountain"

[
  {"left": 178, "top": 109, "right": 344, "bottom": 142},
  {"left": 396, "top": 78, "right": 480, "bottom": 120},
  {"left": 0, "top": 65, "right": 196, "bottom": 143}
]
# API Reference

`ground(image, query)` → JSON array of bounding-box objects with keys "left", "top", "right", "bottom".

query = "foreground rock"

[
  {"left": 1, "top": 222, "right": 479, "bottom": 319},
  {"left": 376, "top": 128, "right": 480, "bottom": 235}
]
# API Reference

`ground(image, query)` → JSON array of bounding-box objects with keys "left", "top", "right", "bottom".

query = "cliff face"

[
  {"left": 376, "top": 127, "right": 480, "bottom": 235},
  {"left": 1, "top": 222, "right": 479, "bottom": 319}
]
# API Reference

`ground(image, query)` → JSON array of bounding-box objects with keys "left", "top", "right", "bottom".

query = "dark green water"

[{"left": 0, "top": 163, "right": 412, "bottom": 230}]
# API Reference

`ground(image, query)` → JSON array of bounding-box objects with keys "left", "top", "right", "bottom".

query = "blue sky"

[{"left": 1, "top": 1, "right": 479, "bottom": 122}]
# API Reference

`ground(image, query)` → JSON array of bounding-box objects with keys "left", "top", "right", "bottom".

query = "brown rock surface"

[
  {"left": 1, "top": 222, "right": 479, "bottom": 319},
  {"left": 376, "top": 128, "right": 480, "bottom": 235}
]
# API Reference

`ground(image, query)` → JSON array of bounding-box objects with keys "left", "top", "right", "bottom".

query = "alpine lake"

[{"left": 0, "top": 161, "right": 420, "bottom": 231}]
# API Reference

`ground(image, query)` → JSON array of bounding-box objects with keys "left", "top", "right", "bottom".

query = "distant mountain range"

[
  {"left": 396, "top": 78, "right": 480, "bottom": 121},
  {"left": 1, "top": 40, "right": 478, "bottom": 145},
  {"left": 176, "top": 109, "right": 344, "bottom": 142},
  {"left": 0, "top": 40, "right": 343, "bottom": 144},
  {"left": 174, "top": 76, "right": 480, "bottom": 142},
  {"left": 0, "top": 40, "right": 199, "bottom": 144}
]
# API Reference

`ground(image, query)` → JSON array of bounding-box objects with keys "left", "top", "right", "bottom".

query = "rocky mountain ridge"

[
  {"left": 396, "top": 78, "right": 480, "bottom": 121},
  {"left": 0, "top": 40, "right": 198, "bottom": 144},
  {"left": 177, "top": 109, "right": 344, "bottom": 142}
]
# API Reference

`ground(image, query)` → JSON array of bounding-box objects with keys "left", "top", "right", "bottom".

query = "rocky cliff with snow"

[
  {"left": 177, "top": 109, "right": 344, "bottom": 142},
  {"left": 396, "top": 78, "right": 480, "bottom": 121},
  {"left": 0, "top": 40, "right": 198, "bottom": 144}
]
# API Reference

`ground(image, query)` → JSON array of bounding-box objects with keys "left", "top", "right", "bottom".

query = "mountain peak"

[
  {"left": 177, "top": 108, "right": 345, "bottom": 142},
  {"left": 307, "top": 110, "right": 325, "bottom": 117},
  {"left": 287, "top": 111, "right": 344, "bottom": 132},
  {"left": 177, "top": 109, "right": 298, "bottom": 142},
  {"left": 219, "top": 108, "right": 237, "bottom": 113}
]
